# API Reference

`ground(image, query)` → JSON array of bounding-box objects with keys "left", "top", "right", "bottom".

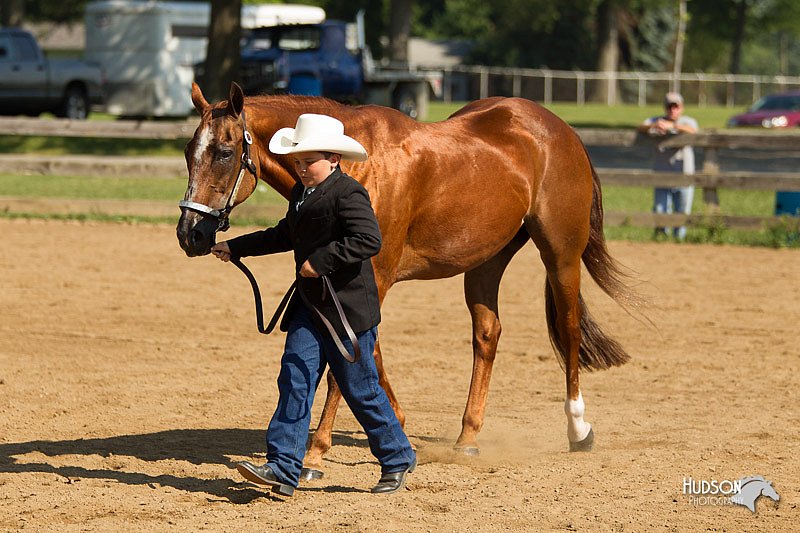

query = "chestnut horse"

[{"left": 177, "top": 82, "right": 637, "bottom": 479}]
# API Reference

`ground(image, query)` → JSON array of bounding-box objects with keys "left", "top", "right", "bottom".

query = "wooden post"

[{"left": 702, "top": 147, "right": 720, "bottom": 210}]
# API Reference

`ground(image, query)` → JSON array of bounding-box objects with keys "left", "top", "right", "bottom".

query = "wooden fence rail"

[{"left": 0, "top": 117, "right": 798, "bottom": 229}]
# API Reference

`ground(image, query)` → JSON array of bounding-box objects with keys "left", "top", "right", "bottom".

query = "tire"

[
  {"left": 57, "top": 86, "right": 89, "bottom": 120},
  {"left": 393, "top": 87, "right": 418, "bottom": 119}
]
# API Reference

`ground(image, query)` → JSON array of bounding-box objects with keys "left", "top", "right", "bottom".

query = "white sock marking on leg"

[{"left": 565, "top": 391, "right": 591, "bottom": 442}]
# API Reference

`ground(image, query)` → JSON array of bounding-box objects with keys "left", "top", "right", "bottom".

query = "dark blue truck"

[{"left": 236, "top": 13, "right": 441, "bottom": 120}]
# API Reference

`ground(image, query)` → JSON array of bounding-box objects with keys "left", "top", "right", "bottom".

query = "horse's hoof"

[
  {"left": 569, "top": 428, "right": 595, "bottom": 452},
  {"left": 299, "top": 468, "right": 325, "bottom": 482},
  {"left": 453, "top": 445, "right": 480, "bottom": 456}
]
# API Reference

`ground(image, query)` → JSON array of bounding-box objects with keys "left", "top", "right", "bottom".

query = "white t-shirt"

[{"left": 642, "top": 115, "right": 698, "bottom": 174}]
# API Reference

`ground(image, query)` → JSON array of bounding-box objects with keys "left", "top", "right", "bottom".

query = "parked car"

[
  {"left": 727, "top": 91, "right": 800, "bottom": 128},
  {"left": 0, "top": 27, "right": 104, "bottom": 119}
]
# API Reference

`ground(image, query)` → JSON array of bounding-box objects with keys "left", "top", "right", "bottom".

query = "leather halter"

[
  {"left": 179, "top": 109, "right": 361, "bottom": 363},
  {"left": 178, "top": 108, "right": 258, "bottom": 232}
]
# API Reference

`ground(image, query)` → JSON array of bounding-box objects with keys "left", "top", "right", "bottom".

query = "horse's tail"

[{"left": 545, "top": 154, "right": 643, "bottom": 371}]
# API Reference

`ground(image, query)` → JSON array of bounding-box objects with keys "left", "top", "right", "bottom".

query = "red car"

[{"left": 727, "top": 91, "right": 800, "bottom": 128}]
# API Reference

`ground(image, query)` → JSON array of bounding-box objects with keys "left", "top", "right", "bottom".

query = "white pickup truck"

[{"left": 0, "top": 28, "right": 104, "bottom": 119}]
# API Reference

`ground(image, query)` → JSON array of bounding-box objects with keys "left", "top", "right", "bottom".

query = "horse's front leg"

[
  {"left": 373, "top": 339, "right": 405, "bottom": 427},
  {"left": 301, "top": 339, "right": 404, "bottom": 481},
  {"left": 301, "top": 370, "right": 341, "bottom": 481}
]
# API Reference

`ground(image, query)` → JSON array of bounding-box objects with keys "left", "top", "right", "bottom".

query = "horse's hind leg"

[
  {"left": 526, "top": 219, "right": 594, "bottom": 452},
  {"left": 454, "top": 229, "right": 528, "bottom": 455},
  {"left": 547, "top": 259, "right": 594, "bottom": 451}
]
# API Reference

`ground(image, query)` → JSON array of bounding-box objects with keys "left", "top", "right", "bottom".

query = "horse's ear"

[
  {"left": 191, "top": 82, "right": 209, "bottom": 113},
  {"left": 228, "top": 82, "right": 244, "bottom": 118}
]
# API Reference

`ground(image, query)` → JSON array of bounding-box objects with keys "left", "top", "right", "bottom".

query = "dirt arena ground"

[{"left": 1, "top": 218, "right": 797, "bottom": 531}]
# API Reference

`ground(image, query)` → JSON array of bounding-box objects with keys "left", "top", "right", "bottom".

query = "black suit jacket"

[{"left": 227, "top": 168, "right": 382, "bottom": 336}]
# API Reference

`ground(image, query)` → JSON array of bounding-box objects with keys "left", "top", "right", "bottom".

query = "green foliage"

[
  {"left": 684, "top": 0, "right": 800, "bottom": 75},
  {"left": 24, "top": 0, "right": 87, "bottom": 22},
  {"left": 763, "top": 216, "right": 800, "bottom": 247},
  {"left": 428, "top": 0, "right": 598, "bottom": 69},
  {"left": 628, "top": 5, "right": 676, "bottom": 71}
]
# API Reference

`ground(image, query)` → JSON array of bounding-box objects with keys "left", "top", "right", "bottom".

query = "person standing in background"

[{"left": 638, "top": 92, "right": 699, "bottom": 240}]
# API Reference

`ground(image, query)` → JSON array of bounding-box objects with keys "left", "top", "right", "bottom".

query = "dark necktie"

[{"left": 296, "top": 187, "right": 314, "bottom": 211}]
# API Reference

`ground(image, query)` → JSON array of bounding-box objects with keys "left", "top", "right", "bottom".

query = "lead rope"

[
  {"left": 230, "top": 257, "right": 361, "bottom": 363},
  {"left": 230, "top": 257, "right": 293, "bottom": 335}
]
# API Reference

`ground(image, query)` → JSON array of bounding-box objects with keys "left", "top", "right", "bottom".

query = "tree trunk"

[
  {"left": 595, "top": 0, "right": 620, "bottom": 104},
  {"left": 1, "top": 0, "right": 25, "bottom": 27},
  {"left": 729, "top": 0, "right": 748, "bottom": 75},
  {"left": 672, "top": 0, "right": 687, "bottom": 93},
  {"left": 389, "top": 0, "right": 412, "bottom": 65},
  {"left": 202, "top": 0, "right": 242, "bottom": 104}
]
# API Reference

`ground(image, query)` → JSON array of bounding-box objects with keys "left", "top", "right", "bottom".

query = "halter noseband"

[{"left": 179, "top": 108, "right": 258, "bottom": 232}]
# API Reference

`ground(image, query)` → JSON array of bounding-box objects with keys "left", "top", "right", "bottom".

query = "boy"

[{"left": 211, "top": 114, "right": 415, "bottom": 496}]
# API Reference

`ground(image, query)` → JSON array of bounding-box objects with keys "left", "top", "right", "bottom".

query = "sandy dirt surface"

[{"left": 1, "top": 218, "right": 797, "bottom": 531}]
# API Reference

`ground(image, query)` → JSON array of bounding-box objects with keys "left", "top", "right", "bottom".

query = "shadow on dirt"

[{"left": 0, "top": 427, "right": 437, "bottom": 503}]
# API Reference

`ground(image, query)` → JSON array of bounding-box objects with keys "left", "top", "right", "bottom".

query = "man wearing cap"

[
  {"left": 210, "top": 114, "right": 416, "bottom": 496},
  {"left": 638, "top": 91, "right": 699, "bottom": 240}
]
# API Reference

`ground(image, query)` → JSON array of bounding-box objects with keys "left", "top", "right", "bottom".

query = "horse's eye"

[{"left": 218, "top": 149, "right": 234, "bottom": 161}]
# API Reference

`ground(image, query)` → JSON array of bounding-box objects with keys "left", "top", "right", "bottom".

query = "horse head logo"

[{"left": 730, "top": 476, "right": 780, "bottom": 513}]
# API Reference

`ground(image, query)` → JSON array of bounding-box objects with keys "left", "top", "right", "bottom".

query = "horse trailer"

[{"left": 84, "top": 1, "right": 325, "bottom": 118}]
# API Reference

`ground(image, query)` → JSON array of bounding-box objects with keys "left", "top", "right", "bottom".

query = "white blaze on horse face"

[
  {"left": 193, "top": 125, "right": 213, "bottom": 168},
  {"left": 184, "top": 125, "right": 213, "bottom": 200},
  {"left": 565, "top": 391, "right": 591, "bottom": 442}
]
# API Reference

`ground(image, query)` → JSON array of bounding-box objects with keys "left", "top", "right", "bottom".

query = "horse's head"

[
  {"left": 760, "top": 480, "right": 780, "bottom": 502},
  {"left": 176, "top": 82, "right": 260, "bottom": 256}
]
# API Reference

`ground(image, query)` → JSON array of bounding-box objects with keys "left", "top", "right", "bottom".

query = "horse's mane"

[{"left": 246, "top": 93, "right": 351, "bottom": 112}]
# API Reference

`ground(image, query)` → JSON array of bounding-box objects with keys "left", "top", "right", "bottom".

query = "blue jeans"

[
  {"left": 264, "top": 304, "right": 415, "bottom": 487},
  {"left": 654, "top": 186, "right": 694, "bottom": 240}
]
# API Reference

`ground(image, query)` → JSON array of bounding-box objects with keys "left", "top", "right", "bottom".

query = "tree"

[
  {"left": 202, "top": 0, "right": 242, "bottom": 104},
  {"left": 729, "top": 0, "right": 749, "bottom": 74},
  {"left": 596, "top": 0, "right": 621, "bottom": 75},
  {"left": 1, "top": 0, "right": 25, "bottom": 26},
  {"left": 389, "top": 0, "right": 412, "bottom": 64}
]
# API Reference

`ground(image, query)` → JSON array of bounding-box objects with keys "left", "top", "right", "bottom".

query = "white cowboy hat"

[{"left": 269, "top": 113, "right": 368, "bottom": 161}]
